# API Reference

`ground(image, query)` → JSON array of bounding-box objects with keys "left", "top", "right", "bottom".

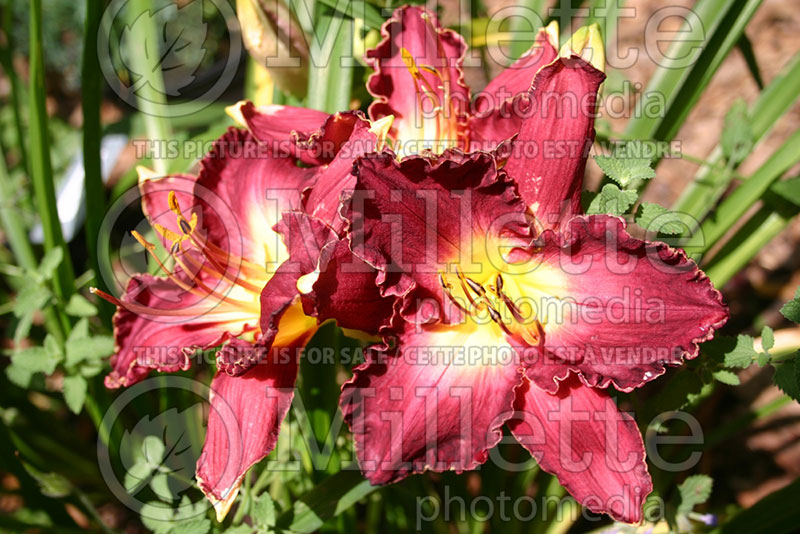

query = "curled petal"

[
  {"left": 215, "top": 212, "right": 329, "bottom": 375},
  {"left": 504, "top": 56, "right": 605, "bottom": 230},
  {"left": 509, "top": 375, "right": 652, "bottom": 523},
  {"left": 523, "top": 215, "right": 728, "bottom": 392},
  {"left": 301, "top": 239, "right": 398, "bottom": 335},
  {"left": 341, "top": 322, "right": 525, "bottom": 484},
  {"left": 366, "top": 6, "right": 470, "bottom": 153},
  {"left": 104, "top": 272, "right": 257, "bottom": 389},
  {"left": 196, "top": 345, "right": 300, "bottom": 520},
  {"left": 345, "top": 150, "right": 529, "bottom": 324},
  {"left": 229, "top": 100, "right": 329, "bottom": 159}
]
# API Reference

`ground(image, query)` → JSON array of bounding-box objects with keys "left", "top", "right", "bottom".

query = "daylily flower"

[
  {"left": 94, "top": 113, "right": 393, "bottom": 520},
  {"left": 300, "top": 8, "right": 730, "bottom": 524}
]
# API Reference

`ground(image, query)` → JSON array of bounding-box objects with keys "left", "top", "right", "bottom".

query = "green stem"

[
  {"left": 699, "top": 128, "right": 800, "bottom": 253},
  {"left": 0, "top": 3, "right": 29, "bottom": 175},
  {"left": 705, "top": 207, "right": 795, "bottom": 287},
  {"left": 81, "top": 0, "right": 107, "bottom": 288},
  {"left": 28, "top": 0, "right": 74, "bottom": 334},
  {"left": 125, "top": 0, "right": 172, "bottom": 174},
  {"left": 672, "top": 50, "right": 800, "bottom": 220},
  {"left": 306, "top": 1, "right": 354, "bottom": 113}
]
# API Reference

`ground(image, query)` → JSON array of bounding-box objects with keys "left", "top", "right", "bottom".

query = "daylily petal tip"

[
  {"left": 136, "top": 165, "right": 159, "bottom": 185},
  {"left": 543, "top": 20, "right": 559, "bottom": 48},
  {"left": 225, "top": 101, "right": 249, "bottom": 127},
  {"left": 561, "top": 23, "right": 605, "bottom": 73},
  {"left": 369, "top": 114, "right": 395, "bottom": 150}
]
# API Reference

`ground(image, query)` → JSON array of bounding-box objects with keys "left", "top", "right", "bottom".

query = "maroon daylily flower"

[
  {"left": 337, "top": 147, "right": 727, "bottom": 523},
  {"left": 94, "top": 112, "right": 394, "bottom": 519},
  {"left": 298, "top": 8, "right": 729, "bottom": 524}
]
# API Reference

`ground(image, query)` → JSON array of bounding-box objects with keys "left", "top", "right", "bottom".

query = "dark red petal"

[
  {"left": 469, "top": 26, "right": 559, "bottom": 151},
  {"left": 366, "top": 6, "right": 469, "bottom": 149},
  {"left": 234, "top": 100, "right": 329, "bottom": 162},
  {"left": 105, "top": 273, "right": 257, "bottom": 389},
  {"left": 525, "top": 215, "right": 728, "bottom": 393},
  {"left": 479, "top": 26, "right": 559, "bottom": 106},
  {"left": 340, "top": 322, "right": 525, "bottom": 484},
  {"left": 346, "top": 150, "right": 529, "bottom": 324},
  {"left": 304, "top": 114, "right": 378, "bottom": 231},
  {"left": 215, "top": 212, "right": 331, "bottom": 375},
  {"left": 196, "top": 348, "right": 300, "bottom": 520},
  {"left": 504, "top": 56, "right": 605, "bottom": 230},
  {"left": 194, "top": 127, "right": 315, "bottom": 270},
  {"left": 302, "top": 238, "right": 398, "bottom": 334},
  {"left": 509, "top": 375, "right": 652, "bottom": 523}
]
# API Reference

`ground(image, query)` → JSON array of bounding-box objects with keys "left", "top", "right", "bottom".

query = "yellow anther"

[
  {"left": 167, "top": 190, "right": 182, "bottom": 216},
  {"left": 131, "top": 230, "right": 156, "bottom": 250},
  {"left": 152, "top": 223, "right": 182, "bottom": 245}
]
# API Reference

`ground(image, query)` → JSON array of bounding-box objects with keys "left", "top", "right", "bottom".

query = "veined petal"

[
  {"left": 509, "top": 375, "right": 652, "bottom": 523},
  {"left": 504, "top": 56, "right": 605, "bottom": 230},
  {"left": 521, "top": 215, "right": 728, "bottom": 392},
  {"left": 341, "top": 321, "right": 525, "bottom": 484},
  {"left": 301, "top": 238, "right": 398, "bottom": 335},
  {"left": 345, "top": 150, "right": 529, "bottom": 324},
  {"left": 228, "top": 100, "right": 329, "bottom": 160},
  {"left": 196, "top": 345, "right": 300, "bottom": 521},
  {"left": 216, "top": 212, "right": 329, "bottom": 375},
  {"left": 473, "top": 21, "right": 559, "bottom": 116},
  {"left": 305, "top": 114, "right": 379, "bottom": 230},
  {"left": 104, "top": 272, "right": 258, "bottom": 389},
  {"left": 366, "top": 6, "right": 469, "bottom": 154}
]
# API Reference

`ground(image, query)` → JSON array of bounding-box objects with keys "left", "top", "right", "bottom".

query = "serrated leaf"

[
  {"left": 140, "top": 501, "right": 177, "bottom": 534},
  {"left": 6, "top": 364, "right": 35, "bottom": 388},
  {"left": 65, "top": 336, "right": 114, "bottom": 367},
  {"left": 167, "top": 519, "right": 211, "bottom": 534},
  {"left": 677, "top": 475, "right": 713, "bottom": 515},
  {"left": 772, "top": 356, "right": 800, "bottom": 402},
  {"left": 13, "top": 284, "right": 52, "bottom": 318},
  {"left": 724, "top": 335, "right": 758, "bottom": 368},
  {"left": 124, "top": 458, "right": 152, "bottom": 493},
  {"left": 65, "top": 293, "right": 98, "bottom": 317},
  {"left": 761, "top": 326, "right": 775, "bottom": 351},
  {"left": 780, "top": 287, "right": 800, "bottom": 323},
  {"left": 62, "top": 375, "right": 87, "bottom": 414},
  {"left": 713, "top": 369, "right": 740, "bottom": 386},
  {"left": 635, "top": 203, "right": 685, "bottom": 234},
  {"left": 721, "top": 99, "right": 753, "bottom": 165},
  {"left": 37, "top": 247, "right": 64, "bottom": 280},
  {"left": 586, "top": 184, "right": 638, "bottom": 216},
  {"left": 253, "top": 492, "right": 276, "bottom": 529},
  {"left": 23, "top": 464, "right": 72, "bottom": 498},
  {"left": 10, "top": 341, "right": 64, "bottom": 375},
  {"left": 594, "top": 154, "right": 655, "bottom": 188}
]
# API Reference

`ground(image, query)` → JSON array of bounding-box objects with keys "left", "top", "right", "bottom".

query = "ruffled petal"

[
  {"left": 303, "top": 238, "right": 397, "bottom": 334},
  {"left": 346, "top": 150, "right": 530, "bottom": 324},
  {"left": 508, "top": 375, "right": 652, "bottom": 523},
  {"left": 196, "top": 346, "right": 300, "bottom": 521},
  {"left": 366, "top": 6, "right": 469, "bottom": 153},
  {"left": 304, "top": 114, "right": 379, "bottom": 230},
  {"left": 341, "top": 321, "right": 525, "bottom": 484},
  {"left": 479, "top": 23, "right": 559, "bottom": 105},
  {"left": 504, "top": 56, "right": 605, "bottom": 230},
  {"left": 104, "top": 272, "right": 258, "bottom": 389},
  {"left": 469, "top": 24, "right": 559, "bottom": 151},
  {"left": 521, "top": 215, "right": 728, "bottom": 392},
  {"left": 229, "top": 100, "right": 329, "bottom": 160},
  {"left": 215, "top": 212, "right": 328, "bottom": 375},
  {"left": 194, "top": 127, "right": 315, "bottom": 270}
]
